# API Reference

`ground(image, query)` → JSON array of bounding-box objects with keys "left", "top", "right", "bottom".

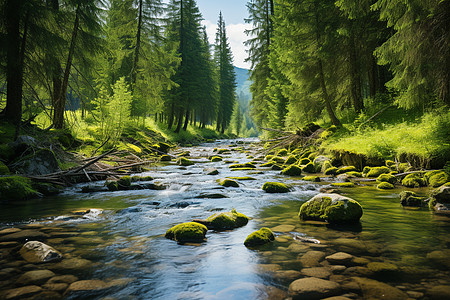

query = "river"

[{"left": 0, "top": 139, "right": 449, "bottom": 299}]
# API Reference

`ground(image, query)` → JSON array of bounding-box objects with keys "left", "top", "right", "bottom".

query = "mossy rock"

[
  {"left": 158, "top": 142, "right": 172, "bottom": 153},
  {"left": 106, "top": 181, "right": 119, "bottom": 191},
  {"left": 217, "top": 149, "right": 230, "bottom": 154},
  {"left": 400, "top": 191, "right": 426, "bottom": 207},
  {"left": 210, "top": 156, "right": 223, "bottom": 162},
  {"left": 321, "top": 160, "right": 333, "bottom": 173},
  {"left": 244, "top": 227, "right": 275, "bottom": 247},
  {"left": 386, "top": 160, "right": 396, "bottom": 168},
  {"left": 271, "top": 156, "right": 285, "bottom": 164},
  {"left": 32, "top": 182, "right": 62, "bottom": 196},
  {"left": 299, "top": 158, "right": 311, "bottom": 165},
  {"left": 0, "top": 176, "right": 39, "bottom": 201},
  {"left": 131, "top": 176, "right": 153, "bottom": 182},
  {"left": 331, "top": 182, "right": 355, "bottom": 188},
  {"left": 227, "top": 176, "right": 256, "bottom": 181},
  {"left": 362, "top": 166, "right": 371, "bottom": 175},
  {"left": 271, "top": 164, "right": 283, "bottom": 171},
  {"left": 264, "top": 155, "right": 274, "bottom": 161},
  {"left": 346, "top": 171, "right": 362, "bottom": 177},
  {"left": 177, "top": 151, "right": 191, "bottom": 157},
  {"left": 307, "top": 153, "right": 316, "bottom": 161},
  {"left": 206, "top": 209, "right": 249, "bottom": 231},
  {"left": 117, "top": 176, "right": 132, "bottom": 187},
  {"left": 377, "top": 182, "right": 394, "bottom": 190},
  {"left": 301, "top": 151, "right": 312, "bottom": 159},
  {"left": 231, "top": 167, "right": 255, "bottom": 171},
  {"left": 425, "top": 170, "right": 449, "bottom": 188},
  {"left": 0, "top": 161, "right": 10, "bottom": 175},
  {"left": 229, "top": 163, "right": 256, "bottom": 169},
  {"left": 398, "top": 163, "right": 412, "bottom": 173},
  {"left": 160, "top": 155, "right": 172, "bottom": 162},
  {"left": 324, "top": 167, "right": 338, "bottom": 176},
  {"left": 303, "top": 176, "right": 321, "bottom": 182},
  {"left": 336, "top": 166, "right": 358, "bottom": 175},
  {"left": 165, "top": 222, "right": 208, "bottom": 244},
  {"left": 366, "top": 166, "right": 391, "bottom": 177},
  {"left": 298, "top": 193, "right": 363, "bottom": 224},
  {"left": 217, "top": 178, "right": 239, "bottom": 188},
  {"left": 376, "top": 173, "right": 397, "bottom": 184},
  {"left": 402, "top": 173, "right": 426, "bottom": 188},
  {"left": 262, "top": 182, "right": 291, "bottom": 193},
  {"left": 302, "top": 162, "right": 316, "bottom": 173},
  {"left": 260, "top": 161, "right": 275, "bottom": 167},
  {"left": 284, "top": 155, "right": 298, "bottom": 165},
  {"left": 281, "top": 165, "right": 302, "bottom": 176},
  {"left": 177, "top": 157, "right": 194, "bottom": 166},
  {"left": 276, "top": 149, "right": 288, "bottom": 156}
]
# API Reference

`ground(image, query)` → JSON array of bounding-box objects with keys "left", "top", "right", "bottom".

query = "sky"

[{"left": 196, "top": 0, "right": 252, "bottom": 69}]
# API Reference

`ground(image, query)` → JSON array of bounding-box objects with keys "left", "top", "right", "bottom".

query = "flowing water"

[{"left": 0, "top": 139, "right": 449, "bottom": 299}]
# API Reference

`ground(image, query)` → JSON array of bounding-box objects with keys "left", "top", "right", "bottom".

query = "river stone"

[
  {"left": 13, "top": 149, "right": 61, "bottom": 176},
  {"left": 64, "top": 279, "right": 109, "bottom": 295},
  {"left": 244, "top": 228, "right": 275, "bottom": 247},
  {"left": 322, "top": 297, "right": 352, "bottom": 300},
  {"left": 204, "top": 168, "right": 219, "bottom": 175},
  {"left": 0, "top": 285, "right": 43, "bottom": 299},
  {"left": 351, "top": 277, "right": 408, "bottom": 300},
  {"left": 301, "top": 267, "right": 332, "bottom": 279},
  {"left": 0, "top": 230, "right": 49, "bottom": 242},
  {"left": 19, "top": 241, "right": 62, "bottom": 263},
  {"left": 427, "top": 285, "right": 450, "bottom": 300},
  {"left": 288, "top": 277, "right": 341, "bottom": 300},
  {"left": 271, "top": 225, "right": 295, "bottom": 232},
  {"left": 42, "top": 282, "right": 69, "bottom": 292},
  {"left": 326, "top": 252, "right": 354, "bottom": 265},
  {"left": 299, "top": 251, "right": 326, "bottom": 268},
  {"left": 333, "top": 238, "right": 368, "bottom": 254},
  {"left": 50, "top": 258, "right": 93, "bottom": 272},
  {"left": 47, "top": 275, "right": 78, "bottom": 284},
  {"left": 298, "top": 193, "right": 363, "bottom": 224},
  {"left": 17, "top": 270, "right": 55, "bottom": 285},
  {"left": 165, "top": 222, "right": 208, "bottom": 244},
  {"left": 330, "top": 265, "right": 346, "bottom": 274},
  {"left": 367, "top": 262, "right": 399, "bottom": 275},
  {"left": 0, "top": 228, "right": 21, "bottom": 236},
  {"left": 274, "top": 270, "right": 302, "bottom": 281},
  {"left": 426, "top": 250, "right": 450, "bottom": 268},
  {"left": 0, "top": 241, "right": 20, "bottom": 248}
]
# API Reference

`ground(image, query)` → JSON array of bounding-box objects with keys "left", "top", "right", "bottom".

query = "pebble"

[{"left": 325, "top": 252, "right": 354, "bottom": 265}]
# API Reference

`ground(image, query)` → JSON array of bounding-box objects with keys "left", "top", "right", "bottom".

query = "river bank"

[{"left": 0, "top": 139, "right": 449, "bottom": 299}]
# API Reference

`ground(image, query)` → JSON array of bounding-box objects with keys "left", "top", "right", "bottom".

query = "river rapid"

[{"left": 0, "top": 139, "right": 449, "bottom": 299}]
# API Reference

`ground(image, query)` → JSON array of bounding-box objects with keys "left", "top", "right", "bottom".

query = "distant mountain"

[{"left": 234, "top": 66, "right": 252, "bottom": 110}]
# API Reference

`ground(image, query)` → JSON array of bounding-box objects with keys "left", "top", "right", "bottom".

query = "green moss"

[
  {"left": 271, "top": 156, "right": 285, "bottom": 164},
  {"left": 165, "top": 222, "right": 208, "bottom": 244},
  {"left": 131, "top": 176, "right": 153, "bottom": 182},
  {"left": 218, "top": 179, "right": 239, "bottom": 187},
  {"left": 262, "top": 182, "right": 290, "bottom": 193},
  {"left": 177, "top": 157, "right": 194, "bottom": 166},
  {"left": 264, "top": 155, "right": 274, "bottom": 161},
  {"left": 346, "top": 171, "right": 362, "bottom": 177},
  {"left": 402, "top": 173, "right": 426, "bottom": 188},
  {"left": 366, "top": 166, "right": 391, "bottom": 177},
  {"left": 299, "top": 157, "right": 311, "bottom": 165},
  {"left": 217, "top": 149, "right": 230, "bottom": 154},
  {"left": 336, "top": 166, "right": 358, "bottom": 175},
  {"left": 209, "top": 156, "right": 222, "bottom": 162},
  {"left": 400, "top": 191, "right": 425, "bottom": 206},
  {"left": 362, "top": 166, "right": 371, "bottom": 175},
  {"left": 303, "top": 176, "right": 321, "bottom": 182},
  {"left": 118, "top": 176, "right": 132, "bottom": 187},
  {"left": 0, "top": 176, "right": 39, "bottom": 201},
  {"left": 398, "top": 163, "right": 412, "bottom": 173},
  {"left": 321, "top": 160, "right": 333, "bottom": 172},
  {"left": 284, "top": 155, "right": 298, "bottom": 165},
  {"left": 376, "top": 173, "right": 397, "bottom": 184},
  {"left": 177, "top": 151, "right": 191, "bottom": 157},
  {"left": 299, "top": 195, "right": 363, "bottom": 224},
  {"left": 106, "top": 181, "right": 119, "bottom": 191},
  {"left": 229, "top": 163, "right": 256, "bottom": 169},
  {"left": 301, "top": 151, "right": 312, "bottom": 159},
  {"left": 324, "top": 167, "right": 338, "bottom": 176},
  {"left": 377, "top": 182, "right": 394, "bottom": 189},
  {"left": 227, "top": 177, "right": 256, "bottom": 181},
  {"left": 299, "top": 196, "right": 332, "bottom": 221},
  {"left": 231, "top": 167, "right": 256, "bottom": 171},
  {"left": 276, "top": 149, "right": 288, "bottom": 156},
  {"left": 260, "top": 161, "right": 274, "bottom": 167},
  {"left": 308, "top": 153, "right": 316, "bottom": 161},
  {"left": 206, "top": 208, "right": 249, "bottom": 231},
  {"left": 281, "top": 165, "right": 302, "bottom": 176},
  {"left": 302, "top": 162, "right": 316, "bottom": 173},
  {"left": 271, "top": 164, "right": 283, "bottom": 171},
  {"left": 244, "top": 227, "right": 275, "bottom": 247},
  {"left": 385, "top": 160, "right": 396, "bottom": 167},
  {"left": 425, "top": 170, "right": 449, "bottom": 187},
  {"left": 158, "top": 142, "right": 172, "bottom": 153},
  {"left": 160, "top": 155, "right": 172, "bottom": 162},
  {"left": 0, "top": 161, "right": 10, "bottom": 175},
  {"left": 331, "top": 182, "right": 355, "bottom": 187}
]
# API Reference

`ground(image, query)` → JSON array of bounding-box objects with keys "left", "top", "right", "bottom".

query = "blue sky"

[{"left": 196, "top": 0, "right": 251, "bottom": 69}]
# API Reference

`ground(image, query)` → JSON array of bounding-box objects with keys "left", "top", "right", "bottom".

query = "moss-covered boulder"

[
  {"left": 298, "top": 193, "right": 363, "bottom": 224},
  {"left": 32, "top": 182, "right": 62, "bottom": 196},
  {"left": 210, "top": 156, "right": 223, "bottom": 162},
  {"left": 276, "top": 149, "right": 288, "bottom": 156},
  {"left": 346, "top": 171, "right": 362, "bottom": 177},
  {"left": 177, "top": 157, "right": 194, "bottom": 166},
  {"left": 229, "top": 162, "right": 256, "bottom": 169},
  {"left": 227, "top": 176, "right": 256, "bottom": 181},
  {"left": 303, "top": 176, "right": 321, "bottom": 182},
  {"left": 117, "top": 176, "right": 132, "bottom": 187},
  {"left": 271, "top": 156, "right": 286, "bottom": 164},
  {"left": 425, "top": 170, "right": 449, "bottom": 188},
  {"left": 0, "top": 176, "right": 39, "bottom": 201},
  {"left": 321, "top": 160, "right": 333, "bottom": 173},
  {"left": 13, "top": 149, "right": 61, "bottom": 176},
  {"left": 271, "top": 164, "right": 283, "bottom": 171},
  {"left": 203, "top": 209, "right": 249, "bottom": 231},
  {"left": 324, "top": 167, "right": 338, "bottom": 176},
  {"left": 399, "top": 191, "right": 426, "bottom": 207},
  {"left": 160, "top": 155, "right": 172, "bottom": 162},
  {"left": 401, "top": 173, "right": 426, "bottom": 188},
  {"left": 331, "top": 182, "right": 355, "bottom": 188},
  {"left": 217, "top": 149, "right": 230, "bottom": 154},
  {"left": 299, "top": 158, "right": 311, "bottom": 165},
  {"left": 281, "top": 165, "right": 302, "bottom": 176},
  {"left": 398, "top": 163, "right": 412, "bottom": 173},
  {"left": 0, "top": 161, "right": 10, "bottom": 175},
  {"left": 377, "top": 182, "right": 394, "bottom": 190},
  {"left": 158, "top": 142, "right": 172, "bottom": 153},
  {"left": 0, "top": 144, "right": 15, "bottom": 162},
  {"left": 336, "top": 166, "right": 358, "bottom": 175},
  {"left": 165, "top": 222, "right": 208, "bottom": 244},
  {"left": 262, "top": 182, "right": 291, "bottom": 193},
  {"left": 217, "top": 179, "right": 239, "bottom": 188},
  {"left": 429, "top": 185, "right": 450, "bottom": 213},
  {"left": 244, "top": 227, "right": 275, "bottom": 247},
  {"left": 302, "top": 162, "right": 316, "bottom": 173},
  {"left": 260, "top": 161, "right": 274, "bottom": 167},
  {"left": 376, "top": 173, "right": 397, "bottom": 184},
  {"left": 264, "top": 154, "right": 274, "bottom": 161},
  {"left": 131, "top": 176, "right": 153, "bottom": 182},
  {"left": 106, "top": 180, "right": 119, "bottom": 191},
  {"left": 366, "top": 167, "right": 391, "bottom": 178},
  {"left": 284, "top": 155, "right": 298, "bottom": 165}
]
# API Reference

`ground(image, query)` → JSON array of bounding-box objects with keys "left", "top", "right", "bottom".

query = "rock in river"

[
  {"left": 244, "top": 228, "right": 275, "bottom": 247},
  {"left": 0, "top": 230, "right": 49, "bottom": 242},
  {"left": 19, "top": 241, "right": 62, "bottom": 263},
  {"left": 17, "top": 270, "right": 55, "bottom": 285},
  {"left": 165, "top": 222, "right": 208, "bottom": 244},
  {"left": 288, "top": 277, "right": 341, "bottom": 300},
  {"left": 0, "top": 285, "right": 42, "bottom": 300}
]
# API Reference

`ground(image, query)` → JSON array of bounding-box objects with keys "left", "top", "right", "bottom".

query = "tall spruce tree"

[{"left": 214, "top": 12, "right": 236, "bottom": 134}]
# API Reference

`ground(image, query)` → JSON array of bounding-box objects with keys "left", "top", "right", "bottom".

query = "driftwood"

[{"left": 260, "top": 125, "right": 324, "bottom": 154}]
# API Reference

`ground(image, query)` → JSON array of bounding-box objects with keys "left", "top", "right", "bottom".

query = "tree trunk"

[
  {"left": 174, "top": 108, "right": 184, "bottom": 133},
  {"left": 4, "top": 0, "right": 24, "bottom": 129},
  {"left": 368, "top": 55, "right": 378, "bottom": 97},
  {"left": 53, "top": 5, "right": 80, "bottom": 129},
  {"left": 182, "top": 106, "right": 189, "bottom": 131},
  {"left": 131, "top": 0, "right": 143, "bottom": 87},
  {"left": 348, "top": 28, "right": 363, "bottom": 113},
  {"left": 168, "top": 103, "right": 174, "bottom": 129},
  {"left": 317, "top": 59, "right": 341, "bottom": 127}
]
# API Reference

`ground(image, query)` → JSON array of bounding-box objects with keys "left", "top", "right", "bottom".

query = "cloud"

[{"left": 201, "top": 20, "right": 252, "bottom": 70}]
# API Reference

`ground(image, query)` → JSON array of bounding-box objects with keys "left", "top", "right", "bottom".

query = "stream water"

[{"left": 0, "top": 139, "right": 449, "bottom": 299}]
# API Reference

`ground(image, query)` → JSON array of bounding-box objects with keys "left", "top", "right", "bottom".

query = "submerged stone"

[
  {"left": 352, "top": 277, "right": 408, "bottom": 300},
  {"left": 165, "top": 222, "right": 208, "bottom": 244},
  {"left": 0, "top": 286, "right": 43, "bottom": 300},
  {"left": 20, "top": 241, "right": 62, "bottom": 263},
  {"left": 399, "top": 191, "right": 426, "bottom": 207},
  {"left": 244, "top": 227, "right": 275, "bottom": 247},
  {"left": 288, "top": 277, "right": 340, "bottom": 300},
  {"left": 298, "top": 193, "right": 363, "bottom": 224},
  {"left": 262, "top": 182, "right": 291, "bottom": 193},
  {"left": 17, "top": 270, "right": 55, "bottom": 285}
]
